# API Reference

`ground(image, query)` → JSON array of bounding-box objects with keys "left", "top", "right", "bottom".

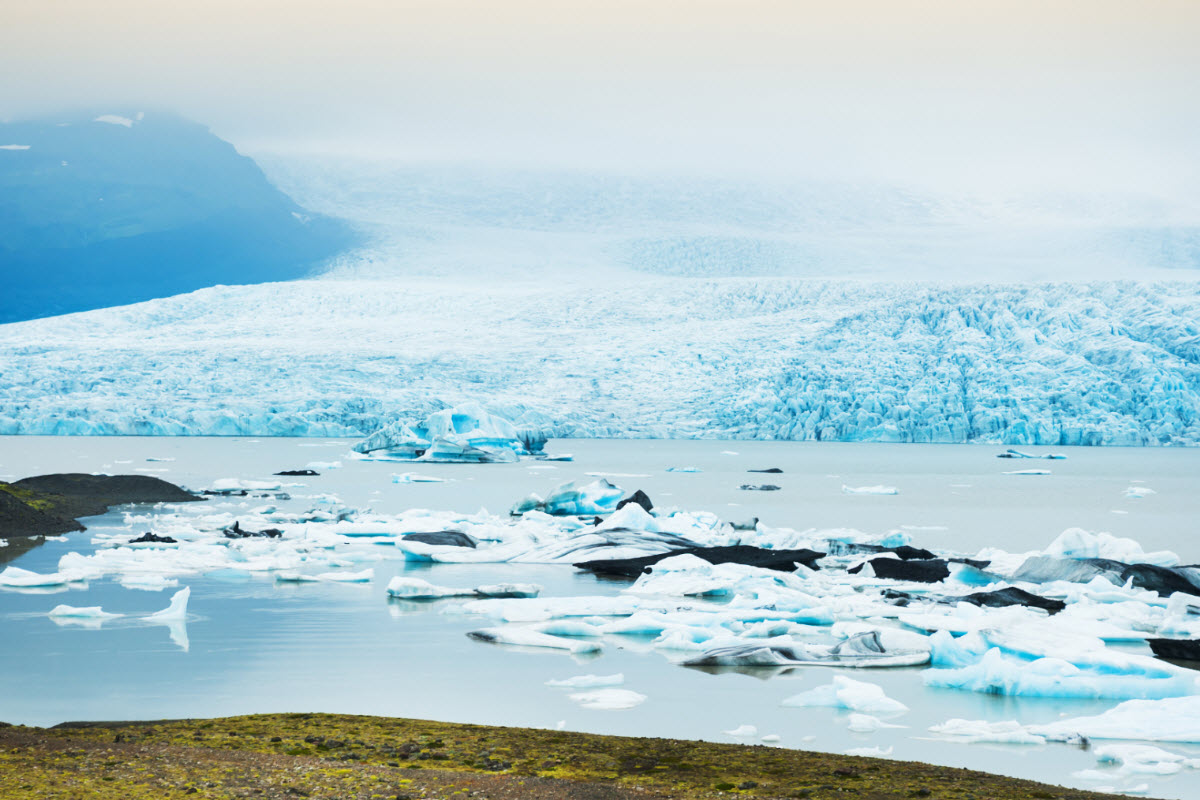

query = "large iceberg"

[{"left": 353, "top": 402, "right": 532, "bottom": 462}]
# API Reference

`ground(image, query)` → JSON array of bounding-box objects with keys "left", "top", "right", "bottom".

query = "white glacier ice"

[
  {"left": 567, "top": 688, "right": 646, "bottom": 710},
  {"left": 546, "top": 674, "right": 625, "bottom": 688},
  {"left": 1030, "top": 697, "right": 1200, "bottom": 743},
  {"left": 48, "top": 605, "right": 121, "bottom": 619},
  {"left": 146, "top": 587, "right": 190, "bottom": 620},
  {"left": 781, "top": 676, "right": 909, "bottom": 715},
  {"left": 3, "top": 281, "right": 1199, "bottom": 445},
  {"left": 724, "top": 724, "right": 757, "bottom": 737}
]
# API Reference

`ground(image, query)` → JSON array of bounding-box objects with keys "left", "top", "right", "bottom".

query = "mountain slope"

[{"left": 0, "top": 112, "right": 358, "bottom": 322}]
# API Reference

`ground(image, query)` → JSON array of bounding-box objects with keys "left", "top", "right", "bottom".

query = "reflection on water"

[{"left": 1, "top": 436, "right": 1199, "bottom": 798}]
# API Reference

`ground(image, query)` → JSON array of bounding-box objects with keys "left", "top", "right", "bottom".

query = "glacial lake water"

[{"left": 2, "top": 436, "right": 1199, "bottom": 798}]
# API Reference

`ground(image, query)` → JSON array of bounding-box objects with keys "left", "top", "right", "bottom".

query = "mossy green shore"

[{"left": 0, "top": 714, "right": 1136, "bottom": 800}]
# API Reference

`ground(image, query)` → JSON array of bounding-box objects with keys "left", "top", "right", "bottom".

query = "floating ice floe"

[
  {"left": 0, "top": 566, "right": 83, "bottom": 588},
  {"left": 782, "top": 676, "right": 908, "bottom": 715},
  {"left": 927, "top": 718, "right": 1047, "bottom": 745},
  {"left": 511, "top": 478, "right": 624, "bottom": 516},
  {"left": 279, "top": 568, "right": 374, "bottom": 583},
  {"left": 1124, "top": 487, "right": 1157, "bottom": 498},
  {"left": 724, "top": 724, "right": 757, "bottom": 737},
  {"left": 1002, "top": 469, "right": 1051, "bottom": 475},
  {"left": 666, "top": 467, "right": 701, "bottom": 473},
  {"left": 387, "top": 576, "right": 477, "bottom": 599},
  {"left": 844, "top": 746, "right": 894, "bottom": 758},
  {"left": 997, "top": 449, "right": 1066, "bottom": 459},
  {"left": 842, "top": 485, "right": 898, "bottom": 495},
  {"left": 568, "top": 688, "right": 646, "bottom": 709},
  {"left": 682, "top": 631, "right": 929, "bottom": 668},
  {"left": 49, "top": 605, "right": 122, "bottom": 619},
  {"left": 352, "top": 402, "right": 551, "bottom": 463},
  {"left": 467, "top": 626, "right": 602, "bottom": 654},
  {"left": 847, "top": 714, "right": 907, "bottom": 733},
  {"left": 546, "top": 673, "right": 625, "bottom": 688},
  {"left": 923, "top": 646, "right": 1197, "bottom": 700},
  {"left": 392, "top": 472, "right": 446, "bottom": 483},
  {"left": 119, "top": 575, "right": 180, "bottom": 591},
  {"left": 207, "top": 478, "right": 282, "bottom": 493},
  {"left": 1030, "top": 696, "right": 1200, "bottom": 743},
  {"left": 147, "top": 587, "right": 190, "bottom": 620}
]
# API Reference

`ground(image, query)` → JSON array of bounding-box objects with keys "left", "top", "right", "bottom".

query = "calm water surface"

[{"left": 2, "top": 436, "right": 1198, "bottom": 798}]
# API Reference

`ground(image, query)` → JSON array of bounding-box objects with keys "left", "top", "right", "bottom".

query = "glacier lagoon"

[{"left": 3, "top": 435, "right": 1200, "bottom": 799}]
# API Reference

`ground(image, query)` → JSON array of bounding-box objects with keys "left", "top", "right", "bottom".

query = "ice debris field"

[
  {"left": 2, "top": 278, "right": 1199, "bottom": 446},
  {"left": 7, "top": 433, "right": 1200, "bottom": 798}
]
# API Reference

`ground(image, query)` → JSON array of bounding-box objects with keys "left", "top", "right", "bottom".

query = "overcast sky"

[{"left": 3, "top": 0, "right": 1199, "bottom": 194}]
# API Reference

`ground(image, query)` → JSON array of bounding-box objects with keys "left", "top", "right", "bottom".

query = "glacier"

[{"left": 1, "top": 278, "right": 1198, "bottom": 445}]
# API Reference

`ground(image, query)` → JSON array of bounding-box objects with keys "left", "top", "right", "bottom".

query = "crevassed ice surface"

[{"left": 2, "top": 279, "right": 1198, "bottom": 445}]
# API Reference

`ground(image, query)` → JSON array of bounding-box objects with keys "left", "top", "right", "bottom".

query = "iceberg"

[
  {"left": 386, "top": 576, "right": 476, "bottom": 599},
  {"left": 927, "top": 718, "right": 1046, "bottom": 745},
  {"left": 467, "top": 626, "right": 602, "bottom": 654},
  {"left": 724, "top": 724, "right": 757, "bottom": 737},
  {"left": 0, "top": 566, "right": 81, "bottom": 588},
  {"left": 1030, "top": 696, "right": 1200, "bottom": 743},
  {"left": 147, "top": 587, "right": 190, "bottom": 621},
  {"left": 353, "top": 403, "right": 543, "bottom": 462},
  {"left": 681, "top": 632, "right": 929, "bottom": 668},
  {"left": 781, "top": 675, "right": 908, "bottom": 715},
  {"left": 922, "top": 647, "right": 1197, "bottom": 700},
  {"left": 568, "top": 688, "right": 646, "bottom": 710},
  {"left": 49, "top": 605, "right": 121, "bottom": 619},
  {"left": 514, "top": 478, "right": 625, "bottom": 517},
  {"left": 546, "top": 673, "right": 625, "bottom": 688}
]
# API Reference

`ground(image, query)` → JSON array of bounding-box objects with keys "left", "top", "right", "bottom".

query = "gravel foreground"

[{"left": 0, "top": 713, "right": 1134, "bottom": 800}]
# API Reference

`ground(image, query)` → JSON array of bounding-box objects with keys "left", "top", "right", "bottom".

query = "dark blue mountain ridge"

[{"left": 0, "top": 111, "right": 359, "bottom": 323}]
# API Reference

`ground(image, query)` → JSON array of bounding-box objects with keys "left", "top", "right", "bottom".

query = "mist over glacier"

[{"left": 2, "top": 151, "right": 1199, "bottom": 444}]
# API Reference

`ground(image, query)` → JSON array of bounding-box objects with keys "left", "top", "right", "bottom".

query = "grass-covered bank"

[{"left": 0, "top": 713, "right": 1133, "bottom": 800}]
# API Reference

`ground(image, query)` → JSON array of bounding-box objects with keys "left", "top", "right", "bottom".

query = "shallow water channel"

[{"left": 2, "top": 436, "right": 1199, "bottom": 798}]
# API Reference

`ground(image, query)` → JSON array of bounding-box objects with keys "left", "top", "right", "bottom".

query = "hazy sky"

[{"left": 3, "top": 0, "right": 1199, "bottom": 193}]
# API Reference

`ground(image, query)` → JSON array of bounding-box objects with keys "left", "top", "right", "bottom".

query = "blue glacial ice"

[{"left": 2, "top": 280, "right": 1199, "bottom": 444}]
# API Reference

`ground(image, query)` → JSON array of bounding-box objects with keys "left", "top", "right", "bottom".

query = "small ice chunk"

[
  {"left": 782, "top": 676, "right": 908, "bottom": 715},
  {"left": 844, "top": 746, "right": 893, "bottom": 757},
  {"left": 1002, "top": 469, "right": 1051, "bottom": 475},
  {"left": 761, "top": 734, "right": 781, "bottom": 743},
  {"left": 94, "top": 114, "right": 134, "bottom": 127},
  {"left": 847, "top": 714, "right": 906, "bottom": 733},
  {"left": 468, "top": 627, "right": 602, "bottom": 653},
  {"left": 49, "top": 605, "right": 121, "bottom": 619},
  {"left": 316, "top": 568, "right": 373, "bottom": 582},
  {"left": 666, "top": 467, "right": 701, "bottom": 473},
  {"left": 1125, "top": 487, "right": 1156, "bottom": 498},
  {"left": 119, "top": 575, "right": 179, "bottom": 591},
  {"left": 209, "top": 478, "right": 281, "bottom": 492},
  {"left": 307, "top": 460, "right": 342, "bottom": 470},
  {"left": 146, "top": 587, "right": 190, "bottom": 620},
  {"left": 475, "top": 583, "right": 541, "bottom": 598},
  {"left": 724, "top": 724, "right": 757, "bottom": 737},
  {"left": 392, "top": 472, "right": 445, "bottom": 483},
  {"left": 568, "top": 689, "right": 646, "bottom": 710},
  {"left": 0, "top": 566, "right": 77, "bottom": 587},
  {"left": 546, "top": 674, "right": 625, "bottom": 689},
  {"left": 928, "top": 718, "right": 1046, "bottom": 745},
  {"left": 842, "top": 485, "right": 898, "bottom": 495},
  {"left": 387, "top": 576, "right": 475, "bottom": 599}
]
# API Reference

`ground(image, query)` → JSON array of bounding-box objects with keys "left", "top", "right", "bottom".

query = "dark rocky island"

[
  {"left": 0, "top": 111, "right": 358, "bottom": 323},
  {"left": 0, "top": 473, "right": 201, "bottom": 540}
]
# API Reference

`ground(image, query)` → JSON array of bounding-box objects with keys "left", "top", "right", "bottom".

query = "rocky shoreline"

[{"left": 0, "top": 713, "right": 1130, "bottom": 800}]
